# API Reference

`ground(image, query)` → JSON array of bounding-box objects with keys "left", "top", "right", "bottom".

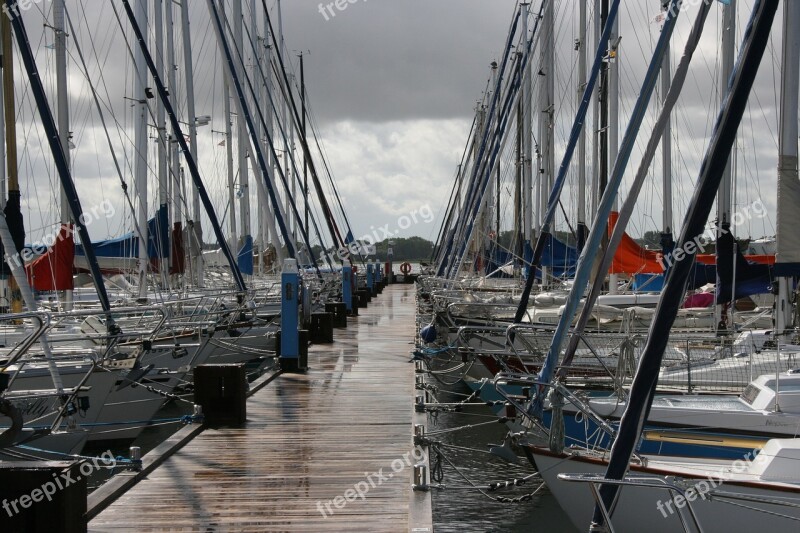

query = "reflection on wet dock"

[{"left": 89, "top": 284, "right": 431, "bottom": 532}]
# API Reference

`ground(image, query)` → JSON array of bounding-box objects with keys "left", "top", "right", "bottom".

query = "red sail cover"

[
  {"left": 25, "top": 224, "right": 75, "bottom": 291},
  {"left": 608, "top": 212, "right": 664, "bottom": 274}
]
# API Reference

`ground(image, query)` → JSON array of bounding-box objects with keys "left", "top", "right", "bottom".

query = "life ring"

[{"left": 401, "top": 262, "right": 412, "bottom": 275}]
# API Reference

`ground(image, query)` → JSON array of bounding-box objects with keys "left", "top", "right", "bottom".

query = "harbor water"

[{"left": 429, "top": 385, "right": 577, "bottom": 532}]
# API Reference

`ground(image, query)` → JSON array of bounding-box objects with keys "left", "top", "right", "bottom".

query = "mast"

[
  {"left": 591, "top": 0, "right": 601, "bottom": 220},
  {"left": 289, "top": 76, "right": 297, "bottom": 245},
  {"left": 233, "top": 0, "right": 252, "bottom": 266},
  {"left": 277, "top": 0, "right": 291, "bottom": 240},
  {"left": 522, "top": 2, "right": 533, "bottom": 276},
  {"left": 541, "top": 0, "right": 554, "bottom": 285},
  {"left": 0, "top": 14, "right": 22, "bottom": 313},
  {"left": 54, "top": 0, "right": 72, "bottom": 309},
  {"left": 776, "top": 0, "right": 800, "bottom": 334},
  {"left": 154, "top": 0, "right": 169, "bottom": 288},
  {"left": 607, "top": 1, "right": 620, "bottom": 294},
  {"left": 661, "top": 0, "right": 673, "bottom": 241},
  {"left": 486, "top": 60, "right": 498, "bottom": 271},
  {"left": 300, "top": 52, "right": 309, "bottom": 238},
  {"left": 577, "top": 0, "right": 588, "bottom": 250},
  {"left": 251, "top": 0, "right": 265, "bottom": 275},
  {"left": 263, "top": 4, "right": 283, "bottom": 267},
  {"left": 133, "top": 0, "right": 149, "bottom": 299},
  {"left": 716, "top": 0, "right": 736, "bottom": 331},
  {"left": 493, "top": 60, "right": 500, "bottom": 242},
  {"left": 222, "top": 1, "right": 237, "bottom": 251},
  {"left": 718, "top": 0, "right": 736, "bottom": 232},
  {"left": 165, "top": 0, "right": 184, "bottom": 284},
  {"left": 515, "top": 69, "right": 523, "bottom": 264},
  {"left": 180, "top": 0, "right": 203, "bottom": 286},
  {"left": 599, "top": 0, "right": 609, "bottom": 202}
]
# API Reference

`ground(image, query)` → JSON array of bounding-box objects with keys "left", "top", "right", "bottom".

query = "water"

[{"left": 430, "top": 383, "right": 577, "bottom": 532}]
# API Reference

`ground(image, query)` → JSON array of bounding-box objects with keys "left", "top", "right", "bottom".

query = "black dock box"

[
  {"left": 0, "top": 461, "right": 86, "bottom": 533},
  {"left": 194, "top": 364, "right": 248, "bottom": 426}
]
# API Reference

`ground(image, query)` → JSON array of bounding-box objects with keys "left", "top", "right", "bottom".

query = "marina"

[{"left": 3, "top": 0, "right": 800, "bottom": 532}]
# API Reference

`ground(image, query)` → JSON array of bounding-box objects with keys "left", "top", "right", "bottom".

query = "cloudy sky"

[{"left": 8, "top": 0, "right": 788, "bottom": 252}]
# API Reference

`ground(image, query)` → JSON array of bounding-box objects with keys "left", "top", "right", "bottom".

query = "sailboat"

[{"left": 526, "top": 1, "right": 800, "bottom": 530}]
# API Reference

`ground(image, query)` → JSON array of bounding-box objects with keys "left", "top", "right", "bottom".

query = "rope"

[
  {"left": 431, "top": 446, "right": 444, "bottom": 483},
  {"left": 430, "top": 442, "right": 544, "bottom": 504}
]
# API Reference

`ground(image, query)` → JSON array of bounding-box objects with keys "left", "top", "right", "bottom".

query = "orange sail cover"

[
  {"left": 608, "top": 212, "right": 664, "bottom": 274},
  {"left": 25, "top": 224, "right": 75, "bottom": 291}
]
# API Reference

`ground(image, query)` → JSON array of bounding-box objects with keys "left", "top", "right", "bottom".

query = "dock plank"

[{"left": 89, "top": 284, "right": 421, "bottom": 532}]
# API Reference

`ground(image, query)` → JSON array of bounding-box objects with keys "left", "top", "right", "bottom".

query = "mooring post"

[
  {"left": 384, "top": 261, "right": 391, "bottom": 285},
  {"left": 375, "top": 260, "right": 383, "bottom": 292},
  {"left": 342, "top": 259, "right": 353, "bottom": 314},
  {"left": 366, "top": 260, "right": 375, "bottom": 296},
  {"left": 280, "top": 258, "right": 305, "bottom": 372}
]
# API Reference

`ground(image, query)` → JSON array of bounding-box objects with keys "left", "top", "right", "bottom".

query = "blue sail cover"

[
  {"left": 237, "top": 235, "right": 254, "bottom": 276},
  {"left": 716, "top": 231, "right": 773, "bottom": 303},
  {"left": 75, "top": 206, "right": 169, "bottom": 259},
  {"left": 538, "top": 234, "right": 577, "bottom": 278}
]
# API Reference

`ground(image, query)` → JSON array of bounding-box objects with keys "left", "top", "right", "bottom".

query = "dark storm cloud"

[{"left": 278, "top": 0, "right": 520, "bottom": 123}]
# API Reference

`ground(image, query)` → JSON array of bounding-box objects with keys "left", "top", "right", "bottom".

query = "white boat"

[{"left": 531, "top": 438, "right": 800, "bottom": 532}]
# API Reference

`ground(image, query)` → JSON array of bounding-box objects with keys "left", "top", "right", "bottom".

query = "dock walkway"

[{"left": 89, "top": 284, "right": 429, "bottom": 532}]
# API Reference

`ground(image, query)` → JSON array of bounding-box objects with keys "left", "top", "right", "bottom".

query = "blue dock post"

[
  {"left": 387, "top": 246, "right": 394, "bottom": 284},
  {"left": 342, "top": 260, "right": 354, "bottom": 315},
  {"left": 280, "top": 259, "right": 306, "bottom": 372},
  {"left": 366, "top": 260, "right": 375, "bottom": 297}
]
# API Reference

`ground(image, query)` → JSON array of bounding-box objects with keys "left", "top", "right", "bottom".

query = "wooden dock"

[{"left": 89, "top": 283, "right": 431, "bottom": 532}]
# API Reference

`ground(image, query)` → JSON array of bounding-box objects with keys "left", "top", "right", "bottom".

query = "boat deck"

[{"left": 89, "top": 283, "right": 430, "bottom": 532}]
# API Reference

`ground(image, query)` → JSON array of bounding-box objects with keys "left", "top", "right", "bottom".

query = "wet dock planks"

[{"left": 89, "top": 284, "right": 428, "bottom": 532}]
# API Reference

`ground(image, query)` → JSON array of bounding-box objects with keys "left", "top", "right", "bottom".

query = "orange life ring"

[{"left": 400, "top": 262, "right": 412, "bottom": 275}]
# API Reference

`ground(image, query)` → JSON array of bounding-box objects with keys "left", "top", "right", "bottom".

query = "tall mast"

[
  {"left": 134, "top": 0, "right": 149, "bottom": 299},
  {"left": 1, "top": 15, "right": 21, "bottom": 313},
  {"left": 522, "top": 2, "right": 533, "bottom": 276},
  {"left": 494, "top": 60, "right": 500, "bottom": 241},
  {"left": 180, "top": 0, "right": 203, "bottom": 286},
  {"left": 539, "top": 0, "right": 554, "bottom": 284},
  {"left": 263, "top": 4, "right": 283, "bottom": 267},
  {"left": 165, "top": 0, "right": 184, "bottom": 284},
  {"left": 599, "top": 0, "right": 609, "bottom": 218},
  {"left": 233, "top": 0, "right": 251, "bottom": 262},
  {"left": 717, "top": 0, "right": 736, "bottom": 330},
  {"left": 718, "top": 0, "right": 736, "bottom": 230},
  {"left": 577, "top": 0, "right": 588, "bottom": 250},
  {"left": 277, "top": 0, "right": 291, "bottom": 240},
  {"left": 607, "top": 1, "right": 620, "bottom": 294},
  {"left": 301, "top": 52, "right": 309, "bottom": 236},
  {"left": 591, "top": 0, "right": 601, "bottom": 220},
  {"left": 154, "top": 0, "right": 169, "bottom": 287},
  {"left": 222, "top": 1, "right": 237, "bottom": 251},
  {"left": 251, "top": 0, "right": 266, "bottom": 275},
  {"left": 54, "top": 0, "right": 72, "bottom": 309},
  {"left": 661, "top": 0, "right": 673, "bottom": 240},
  {"left": 776, "top": 1, "right": 800, "bottom": 334}
]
